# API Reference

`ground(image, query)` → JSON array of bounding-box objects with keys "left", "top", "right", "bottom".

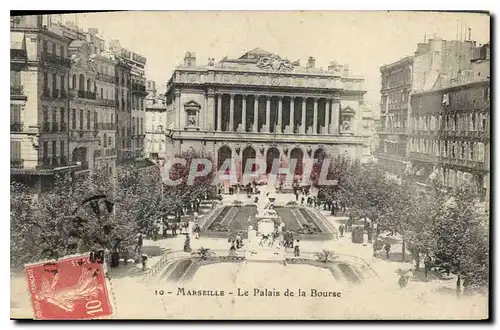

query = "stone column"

[
  {"left": 206, "top": 90, "right": 215, "bottom": 131},
  {"left": 265, "top": 96, "right": 271, "bottom": 133},
  {"left": 313, "top": 97, "right": 318, "bottom": 135},
  {"left": 277, "top": 96, "right": 283, "bottom": 133},
  {"left": 175, "top": 91, "right": 181, "bottom": 129},
  {"left": 289, "top": 97, "right": 295, "bottom": 133},
  {"left": 242, "top": 94, "right": 247, "bottom": 132},
  {"left": 331, "top": 100, "right": 340, "bottom": 134},
  {"left": 217, "top": 94, "right": 222, "bottom": 131},
  {"left": 301, "top": 98, "right": 306, "bottom": 134},
  {"left": 253, "top": 96, "right": 259, "bottom": 133},
  {"left": 324, "top": 98, "right": 330, "bottom": 135},
  {"left": 229, "top": 94, "right": 235, "bottom": 132}
]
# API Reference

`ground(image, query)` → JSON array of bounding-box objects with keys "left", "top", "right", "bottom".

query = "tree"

[
  {"left": 10, "top": 169, "right": 138, "bottom": 268},
  {"left": 432, "top": 184, "right": 489, "bottom": 295},
  {"left": 378, "top": 182, "right": 421, "bottom": 262}
]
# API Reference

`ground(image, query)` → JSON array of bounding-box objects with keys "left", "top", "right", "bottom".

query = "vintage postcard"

[{"left": 10, "top": 10, "right": 490, "bottom": 320}]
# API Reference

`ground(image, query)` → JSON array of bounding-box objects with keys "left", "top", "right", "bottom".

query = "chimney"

[
  {"left": 328, "top": 60, "right": 338, "bottom": 71},
  {"left": 184, "top": 52, "right": 196, "bottom": 68},
  {"left": 343, "top": 63, "right": 350, "bottom": 75},
  {"left": 307, "top": 56, "right": 315, "bottom": 69}
]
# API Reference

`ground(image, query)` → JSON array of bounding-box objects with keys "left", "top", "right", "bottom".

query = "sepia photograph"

[{"left": 9, "top": 10, "right": 490, "bottom": 320}]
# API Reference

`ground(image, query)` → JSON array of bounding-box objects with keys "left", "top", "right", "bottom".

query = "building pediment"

[
  {"left": 341, "top": 106, "right": 356, "bottom": 115},
  {"left": 184, "top": 100, "right": 201, "bottom": 109}
]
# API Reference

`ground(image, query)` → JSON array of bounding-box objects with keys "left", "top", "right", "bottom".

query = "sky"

[{"left": 67, "top": 11, "right": 490, "bottom": 113}]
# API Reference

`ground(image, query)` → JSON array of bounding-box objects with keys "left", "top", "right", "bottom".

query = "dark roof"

[{"left": 237, "top": 47, "right": 273, "bottom": 60}]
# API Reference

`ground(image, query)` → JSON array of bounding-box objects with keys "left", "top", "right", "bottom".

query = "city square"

[{"left": 10, "top": 11, "right": 490, "bottom": 320}]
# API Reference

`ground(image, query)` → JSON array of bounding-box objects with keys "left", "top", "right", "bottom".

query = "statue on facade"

[
  {"left": 342, "top": 119, "right": 351, "bottom": 131},
  {"left": 256, "top": 54, "right": 294, "bottom": 72},
  {"left": 187, "top": 113, "right": 197, "bottom": 127}
]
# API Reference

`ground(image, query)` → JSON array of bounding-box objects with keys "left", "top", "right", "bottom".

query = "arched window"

[
  {"left": 87, "top": 79, "right": 91, "bottom": 92},
  {"left": 72, "top": 75, "right": 77, "bottom": 89}
]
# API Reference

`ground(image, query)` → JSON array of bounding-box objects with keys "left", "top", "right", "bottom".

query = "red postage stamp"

[{"left": 24, "top": 255, "right": 113, "bottom": 320}]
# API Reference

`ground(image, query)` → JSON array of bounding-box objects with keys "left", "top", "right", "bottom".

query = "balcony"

[
  {"left": 10, "top": 158, "right": 24, "bottom": 168},
  {"left": 10, "top": 85, "right": 26, "bottom": 100},
  {"left": 409, "top": 152, "right": 439, "bottom": 163},
  {"left": 97, "top": 73, "right": 117, "bottom": 84},
  {"left": 41, "top": 53, "right": 71, "bottom": 67},
  {"left": 52, "top": 89, "right": 59, "bottom": 99},
  {"left": 445, "top": 157, "right": 488, "bottom": 172},
  {"left": 69, "top": 130, "right": 99, "bottom": 142},
  {"left": 10, "top": 122, "right": 24, "bottom": 132},
  {"left": 42, "top": 122, "right": 51, "bottom": 133},
  {"left": 106, "top": 148, "right": 117, "bottom": 157},
  {"left": 97, "top": 123, "right": 117, "bottom": 130},
  {"left": 131, "top": 83, "right": 147, "bottom": 95},
  {"left": 74, "top": 90, "right": 96, "bottom": 100},
  {"left": 51, "top": 122, "right": 59, "bottom": 133},
  {"left": 39, "top": 156, "right": 71, "bottom": 169},
  {"left": 60, "top": 89, "right": 67, "bottom": 99},
  {"left": 94, "top": 149, "right": 102, "bottom": 158},
  {"left": 60, "top": 122, "right": 67, "bottom": 132},
  {"left": 10, "top": 49, "right": 27, "bottom": 63},
  {"left": 97, "top": 98, "right": 116, "bottom": 107}
]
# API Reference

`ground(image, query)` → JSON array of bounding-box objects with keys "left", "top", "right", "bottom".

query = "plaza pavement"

[{"left": 10, "top": 191, "right": 488, "bottom": 319}]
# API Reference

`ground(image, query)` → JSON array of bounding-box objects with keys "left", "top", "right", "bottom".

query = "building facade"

[
  {"left": 114, "top": 58, "right": 132, "bottom": 163},
  {"left": 109, "top": 40, "right": 147, "bottom": 161},
  {"left": 145, "top": 80, "right": 167, "bottom": 160},
  {"left": 94, "top": 51, "right": 118, "bottom": 175},
  {"left": 164, "top": 48, "right": 367, "bottom": 181},
  {"left": 377, "top": 57, "right": 413, "bottom": 176},
  {"left": 10, "top": 15, "right": 79, "bottom": 191},
  {"left": 376, "top": 38, "right": 487, "bottom": 178},
  {"left": 407, "top": 49, "right": 490, "bottom": 195}
]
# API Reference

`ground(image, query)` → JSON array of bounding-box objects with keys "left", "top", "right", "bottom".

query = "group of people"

[{"left": 229, "top": 232, "right": 245, "bottom": 255}]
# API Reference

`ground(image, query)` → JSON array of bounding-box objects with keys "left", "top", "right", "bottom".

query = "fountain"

[{"left": 246, "top": 185, "right": 286, "bottom": 261}]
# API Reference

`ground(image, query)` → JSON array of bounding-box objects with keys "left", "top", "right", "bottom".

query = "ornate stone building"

[
  {"left": 109, "top": 40, "right": 147, "bottom": 161},
  {"left": 10, "top": 15, "right": 78, "bottom": 191},
  {"left": 145, "top": 80, "right": 167, "bottom": 160},
  {"left": 407, "top": 45, "right": 490, "bottom": 196},
  {"left": 67, "top": 39, "right": 100, "bottom": 173},
  {"left": 377, "top": 56, "right": 413, "bottom": 176},
  {"left": 164, "top": 48, "right": 367, "bottom": 180}
]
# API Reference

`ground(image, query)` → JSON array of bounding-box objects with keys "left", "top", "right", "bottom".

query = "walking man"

[
  {"left": 339, "top": 224, "right": 345, "bottom": 237},
  {"left": 294, "top": 240, "right": 300, "bottom": 257}
]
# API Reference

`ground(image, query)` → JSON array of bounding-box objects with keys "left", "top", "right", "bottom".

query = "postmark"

[{"left": 25, "top": 255, "right": 113, "bottom": 320}]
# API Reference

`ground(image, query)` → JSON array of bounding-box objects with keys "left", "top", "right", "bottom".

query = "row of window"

[
  {"left": 411, "top": 112, "right": 489, "bottom": 132},
  {"left": 41, "top": 39, "right": 66, "bottom": 59},
  {"left": 409, "top": 138, "right": 486, "bottom": 162},
  {"left": 41, "top": 140, "right": 66, "bottom": 160},
  {"left": 97, "top": 134, "right": 114, "bottom": 149},
  {"left": 381, "top": 68, "right": 411, "bottom": 89}
]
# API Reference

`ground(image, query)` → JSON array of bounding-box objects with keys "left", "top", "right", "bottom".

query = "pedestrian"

[
  {"left": 301, "top": 196, "right": 305, "bottom": 205},
  {"left": 384, "top": 243, "right": 391, "bottom": 259},
  {"left": 193, "top": 224, "right": 201, "bottom": 239},
  {"left": 184, "top": 235, "right": 192, "bottom": 252},
  {"left": 229, "top": 240, "right": 236, "bottom": 256},
  {"left": 236, "top": 232, "right": 242, "bottom": 249},
  {"left": 339, "top": 224, "right": 344, "bottom": 237},
  {"left": 136, "top": 233, "right": 143, "bottom": 255},
  {"left": 424, "top": 255, "right": 432, "bottom": 280},
  {"left": 141, "top": 254, "right": 148, "bottom": 271},
  {"left": 295, "top": 192, "right": 299, "bottom": 201},
  {"left": 294, "top": 240, "right": 300, "bottom": 257}
]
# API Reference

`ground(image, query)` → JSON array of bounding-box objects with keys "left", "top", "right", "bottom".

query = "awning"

[{"left": 10, "top": 32, "right": 25, "bottom": 50}]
